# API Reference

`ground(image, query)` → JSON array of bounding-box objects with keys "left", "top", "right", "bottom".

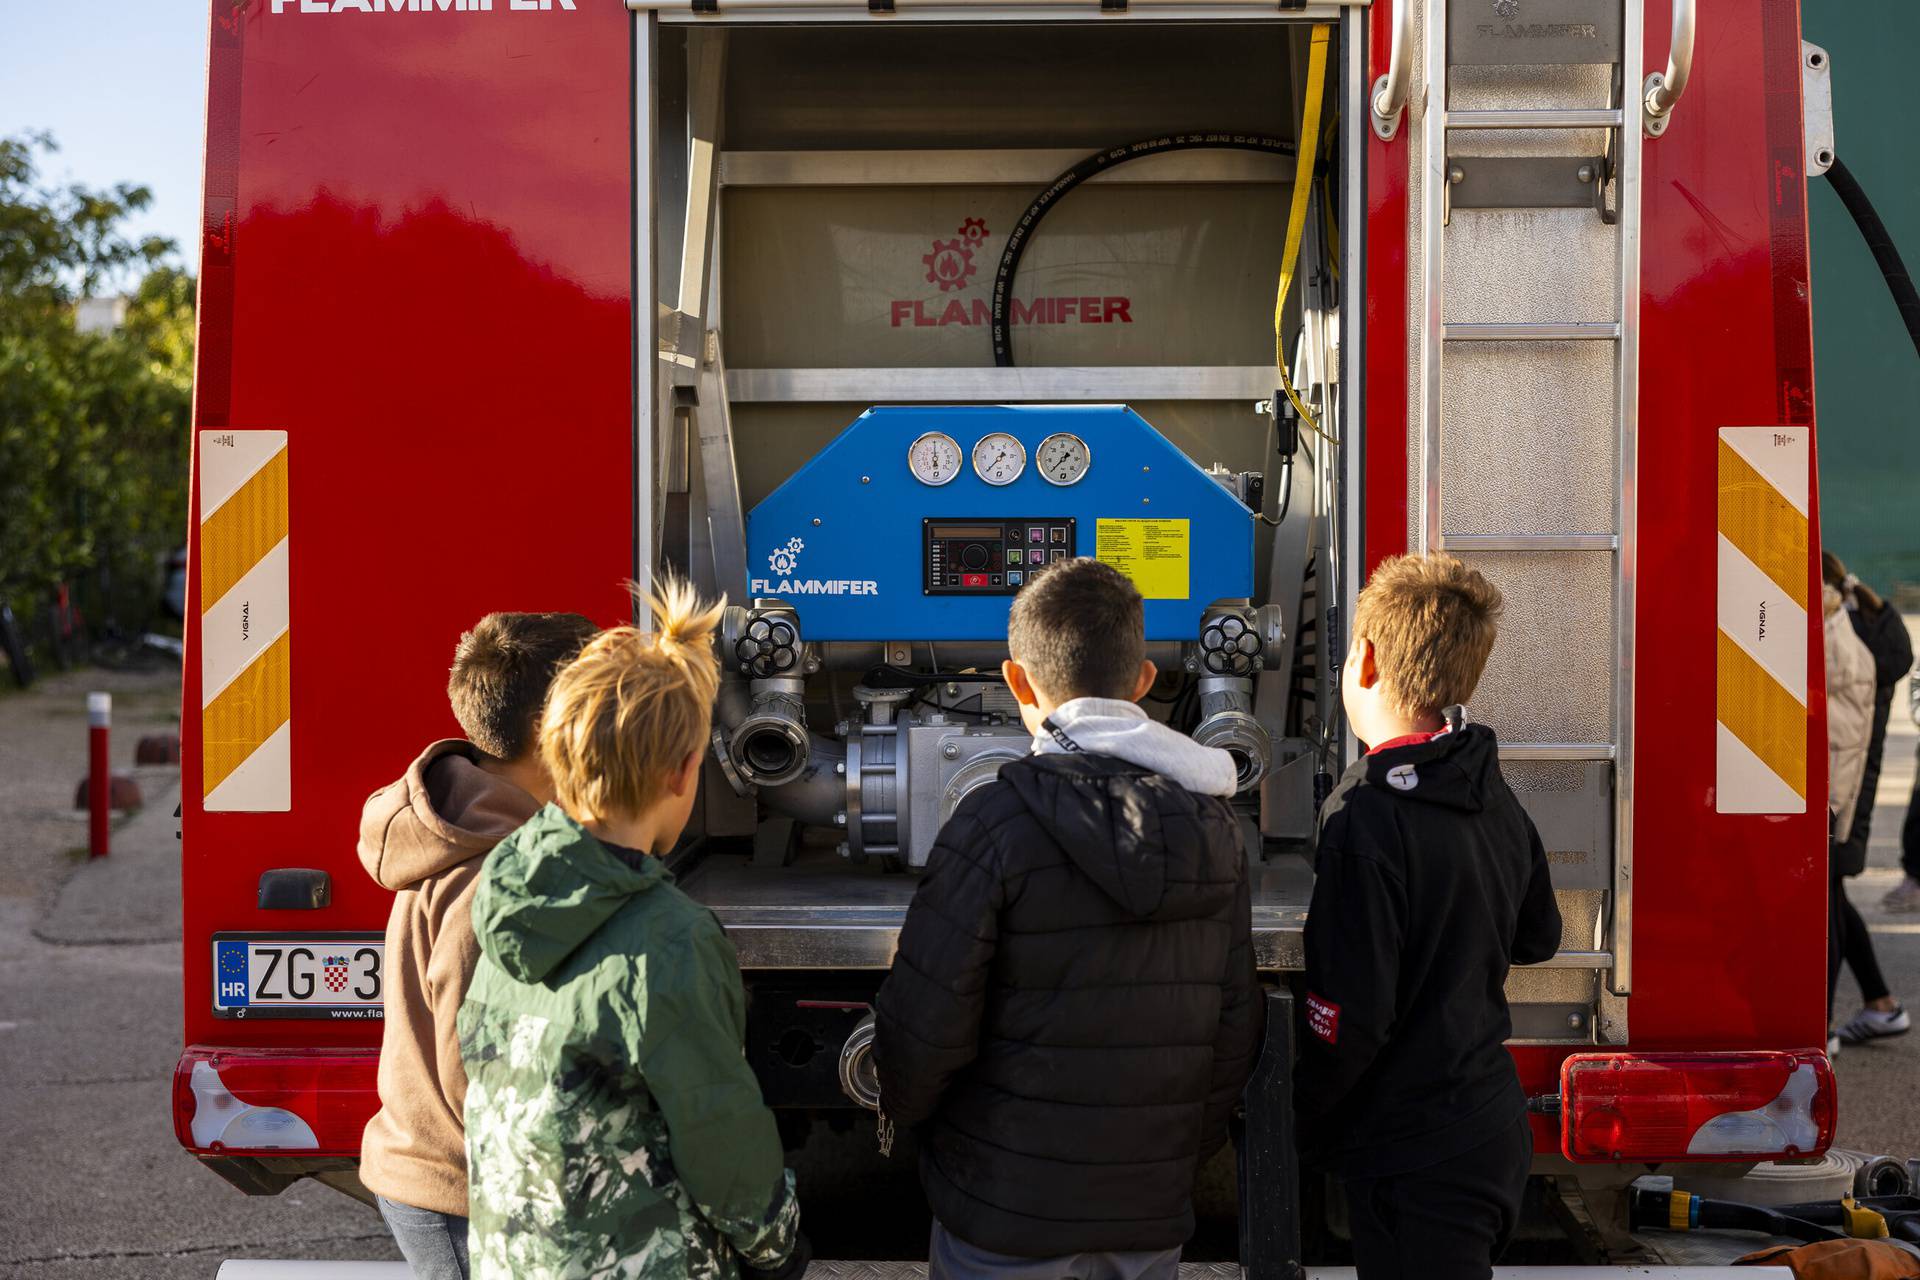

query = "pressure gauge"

[
  {"left": 907, "top": 431, "right": 962, "bottom": 486},
  {"left": 1036, "top": 432, "right": 1092, "bottom": 486},
  {"left": 971, "top": 431, "right": 1027, "bottom": 486}
]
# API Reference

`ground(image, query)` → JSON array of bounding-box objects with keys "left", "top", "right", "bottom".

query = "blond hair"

[
  {"left": 539, "top": 577, "right": 725, "bottom": 823},
  {"left": 1353, "top": 553, "right": 1503, "bottom": 717}
]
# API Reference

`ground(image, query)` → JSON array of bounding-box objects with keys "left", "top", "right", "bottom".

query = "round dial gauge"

[
  {"left": 907, "top": 431, "right": 962, "bottom": 486},
  {"left": 1036, "top": 432, "right": 1092, "bottom": 486},
  {"left": 971, "top": 431, "right": 1027, "bottom": 486}
]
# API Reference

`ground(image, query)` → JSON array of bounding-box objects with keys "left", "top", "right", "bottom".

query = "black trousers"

[
  {"left": 1342, "top": 1114, "right": 1533, "bottom": 1280},
  {"left": 1830, "top": 863, "right": 1892, "bottom": 1014}
]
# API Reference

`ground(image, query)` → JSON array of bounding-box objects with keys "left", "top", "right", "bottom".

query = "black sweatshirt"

[
  {"left": 872, "top": 752, "right": 1263, "bottom": 1257},
  {"left": 1847, "top": 599, "right": 1913, "bottom": 691},
  {"left": 1294, "top": 722, "right": 1561, "bottom": 1176}
]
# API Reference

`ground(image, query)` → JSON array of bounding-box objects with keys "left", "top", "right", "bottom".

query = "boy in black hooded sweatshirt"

[
  {"left": 874, "top": 557, "right": 1263, "bottom": 1280},
  {"left": 1296, "top": 553, "right": 1562, "bottom": 1280}
]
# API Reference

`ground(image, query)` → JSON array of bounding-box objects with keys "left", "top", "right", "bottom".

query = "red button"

[{"left": 962, "top": 573, "right": 989, "bottom": 587}]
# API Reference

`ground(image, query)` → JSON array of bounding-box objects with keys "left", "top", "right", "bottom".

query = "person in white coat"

[
  {"left": 1828, "top": 579, "right": 1876, "bottom": 840},
  {"left": 1824, "top": 574, "right": 1904, "bottom": 1053}
]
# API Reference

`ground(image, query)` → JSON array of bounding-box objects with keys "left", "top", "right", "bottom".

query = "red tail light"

[
  {"left": 172, "top": 1048, "right": 380, "bottom": 1157},
  {"left": 1560, "top": 1050, "right": 1836, "bottom": 1164}
]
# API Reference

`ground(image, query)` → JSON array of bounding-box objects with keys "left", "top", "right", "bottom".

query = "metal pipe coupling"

[
  {"left": 720, "top": 601, "right": 813, "bottom": 788},
  {"left": 839, "top": 1016, "right": 882, "bottom": 1111},
  {"left": 1192, "top": 676, "right": 1271, "bottom": 793},
  {"left": 1185, "top": 603, "right": 1280, "bottom": 793},
  {"left": 730, "top": 678, "right": 811, "bottom": 787}
]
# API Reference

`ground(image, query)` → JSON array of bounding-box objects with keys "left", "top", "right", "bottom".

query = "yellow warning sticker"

[{"left": 1095, "top": 518, "right": 1190, "bottom": 600}]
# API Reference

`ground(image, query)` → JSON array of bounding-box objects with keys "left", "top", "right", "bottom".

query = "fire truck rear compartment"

[
  {"left": 649, "top": 17, "right": 1616, "bottom": 1114},
  {"left": 172, "top": 0, "right": 1857, "bottom": 1259}
]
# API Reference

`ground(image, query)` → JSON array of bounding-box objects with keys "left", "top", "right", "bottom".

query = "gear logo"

[
  {"left": 768, "top": 536, "right": 805, "bottom": 577},
  {"left": 921, "top": 218, "right": 989, "bottom": 292},
  {"left": 1492, "top": 0, "right": 1518, "bottom": 16},
  {"left": 923, "top": 239, "right": 976, "bottom": 292}
]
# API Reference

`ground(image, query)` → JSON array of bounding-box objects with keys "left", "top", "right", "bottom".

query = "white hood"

[{"left": 1031, "top": 697, "right": 1240, "bottom": 798}]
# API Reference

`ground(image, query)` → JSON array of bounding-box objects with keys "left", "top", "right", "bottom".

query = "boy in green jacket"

[{"left": 459, "top": 581, "right": 804, "bottom": 1280}]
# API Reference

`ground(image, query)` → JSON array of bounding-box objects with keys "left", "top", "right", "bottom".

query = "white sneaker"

[
  {"left": 1827, "top": 1034, "right": 1841, "bottom": 1058},
  {"left": 1837, "top": 1005, "right": 1911, "bottom": 1045},
  {"left": 1882, "top": 878, "right": 1920, "bottom": 913}
]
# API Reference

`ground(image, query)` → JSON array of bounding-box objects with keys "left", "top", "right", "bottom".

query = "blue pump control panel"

[{"left": 745, "top": 405, "right": 1254, "bottom": 641}]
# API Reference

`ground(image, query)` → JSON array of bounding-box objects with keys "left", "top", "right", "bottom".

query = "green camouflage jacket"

[{"left": 458, "top": 804, "right": 800, "bottom": 1280}]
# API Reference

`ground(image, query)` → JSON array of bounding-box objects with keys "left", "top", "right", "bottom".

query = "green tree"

[{"left": 0, "top": 132, "right": 192, "bottom": 649}]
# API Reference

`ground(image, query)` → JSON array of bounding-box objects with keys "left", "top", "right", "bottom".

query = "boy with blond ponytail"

[{"left": 458, "top": 580, "right": 805, "bottom": 1280}]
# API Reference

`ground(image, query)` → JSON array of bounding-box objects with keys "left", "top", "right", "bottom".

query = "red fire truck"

[{"left": 175, "top": 0, "right": 1843, "bottom": 1266}]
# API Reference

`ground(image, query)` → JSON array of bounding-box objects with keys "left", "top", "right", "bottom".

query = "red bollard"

[{"left": 88, "top": 692, "right": 111, "bottom": 858}]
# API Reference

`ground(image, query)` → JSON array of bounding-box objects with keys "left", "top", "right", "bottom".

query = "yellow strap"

[
  {"left": 1274, "top": 23, "right": 1332, "bottom": 433},
  {"left": 1668, "top": 1192, "right": 1693, "bottom": 1232}
]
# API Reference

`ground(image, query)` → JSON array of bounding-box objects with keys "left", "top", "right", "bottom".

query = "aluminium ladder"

[{"left": 1375, "top": 0, "right": 1693, "bottom": 1003}]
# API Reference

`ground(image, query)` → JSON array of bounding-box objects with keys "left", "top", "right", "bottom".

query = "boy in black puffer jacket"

[
  {"left": 874, "top": 557, "right": 1262, "bottom": 1280},
  {"left": 1296, "top": 553, "right": 1562, "bottom": 1280}
]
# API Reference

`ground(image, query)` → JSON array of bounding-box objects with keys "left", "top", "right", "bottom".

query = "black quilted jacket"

[{"left": 872, "top": 752, "right": 1263, "bottom": 1257}]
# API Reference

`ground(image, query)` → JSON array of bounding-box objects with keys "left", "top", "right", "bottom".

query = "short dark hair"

[
  {"left": 448, "top": 612, "right": 599, "bottom": 761},
  {"left": 1007, "top": 558, "right": 1145, "bottom": 701}
]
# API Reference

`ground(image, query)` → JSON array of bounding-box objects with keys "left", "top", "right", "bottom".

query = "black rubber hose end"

[{"left": 1823, "top": 156, "right": 1920, "bottom": 364}]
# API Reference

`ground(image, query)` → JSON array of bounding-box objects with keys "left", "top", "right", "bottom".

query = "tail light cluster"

[
  {"left": 172, "top": 1048, "right": 381, "bottom": 1157},
  {"left": 170, "top": 1044, "right": 1835, "bottom": 1166},
  {"left": 1559, "top": 1050, "right": 1836, "bottom": 1164}
]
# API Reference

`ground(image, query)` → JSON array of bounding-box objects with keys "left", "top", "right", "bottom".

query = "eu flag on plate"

[{"left": 215, "top": 941, "right": 251, "bottom": 1007}]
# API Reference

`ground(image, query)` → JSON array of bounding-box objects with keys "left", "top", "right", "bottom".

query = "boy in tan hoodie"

[{"left": 359, "top": 611, "right": 598, "bottom": 1280}]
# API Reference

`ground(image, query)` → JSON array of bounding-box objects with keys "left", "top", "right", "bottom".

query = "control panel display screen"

[{"left": 924, "top": 518, "right": 1076, "bottom": 595}]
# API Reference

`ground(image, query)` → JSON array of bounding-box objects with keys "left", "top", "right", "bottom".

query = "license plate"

[{"left": 211, "top": 933, "right": 385, "bottom": 1021}]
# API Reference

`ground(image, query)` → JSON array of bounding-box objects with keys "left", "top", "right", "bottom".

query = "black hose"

[
  {"left": 991, "top": 133, "right": 1299, "bottom": 368},
  {"left": 1770, "top": 1195, "right": 1920, "bottom": 1243},
  {"left": 1692, "top": 1200, "right": 1839, "bottom": 1244},
  {"left": 1630, "top": 1188, "right": 1840, "bottom": 1244},
  {"left": 1274, "top": 459, "right": 1294, "bottom": 524},
  {"left": 1823, "top": 156, "right": 1920, "bottom": 363}
]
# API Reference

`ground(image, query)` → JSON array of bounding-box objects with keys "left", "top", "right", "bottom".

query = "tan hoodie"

[{"left": 358, "top": 740, "right": 540, "bottom": 1217}]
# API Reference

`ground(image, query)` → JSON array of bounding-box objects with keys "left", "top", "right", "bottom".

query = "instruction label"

[{"left": 1095, "top": 518, "right": 1190, "bottom": 600}]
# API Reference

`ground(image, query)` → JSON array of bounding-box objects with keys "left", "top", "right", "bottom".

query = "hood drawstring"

[
  {"left": 1031, "top": 697, "right": 1239, "bottom": 799},
  {"left": 1040, "top": 716, "right": 1084, "bottom": 754}
]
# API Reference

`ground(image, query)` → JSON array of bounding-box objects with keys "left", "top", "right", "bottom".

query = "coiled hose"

[{"left": 988, "top": 133, "right": 1298, "bottom": 368}]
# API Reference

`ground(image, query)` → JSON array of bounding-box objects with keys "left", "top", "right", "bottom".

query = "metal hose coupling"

[
  {"left": 839, "top": 1016, "right": 882, "bottom": 1111},
  {"left": 731, "top": 679, "right": 810, "bottom": 787},
  {"left": 1187, "top": 602, "right": 1281, "bottom": 793},
  {"left": 1193, "top": 676, "right": 1271, "bottom": 793},
  {"left": 722, "top": 601, "right": 812, "bottom": 788}
]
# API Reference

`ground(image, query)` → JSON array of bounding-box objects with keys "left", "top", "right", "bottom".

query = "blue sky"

[{"left": 1, "top": 0, "right": 210, "bottom": 272}]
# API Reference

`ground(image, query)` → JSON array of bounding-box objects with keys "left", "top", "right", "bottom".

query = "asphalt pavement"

[
  {"left": 1829, "top": 663, "right": 1920, "bottom": 1158},
  {"left": 0, "top": 665, "right": 399, "bottom": 1278},
  {"left": 2, "top": 657, "right": 1917, "bottom": 1277}
]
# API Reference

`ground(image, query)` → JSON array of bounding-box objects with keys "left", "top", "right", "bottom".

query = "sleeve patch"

[{"left": 1306, "top": 992, "right": 1341, "bottom": 1045}]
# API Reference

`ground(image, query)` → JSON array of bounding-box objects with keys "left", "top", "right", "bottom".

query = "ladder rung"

[
  {"left": 1537, "top": 949, "right": 1615, "bottom": 970},
  {"left": 1500, "top": 743, "right": 1617, "bottom": 761},
  {"left": 1446, "top": 109, "right": 1624, "bottom": 131},
  {"left": 1443, "top": 322, "right": 1621, "bottom": 342},
  {"left": 1441, "top": 534, "right": 1618, "bottom": 552}
]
